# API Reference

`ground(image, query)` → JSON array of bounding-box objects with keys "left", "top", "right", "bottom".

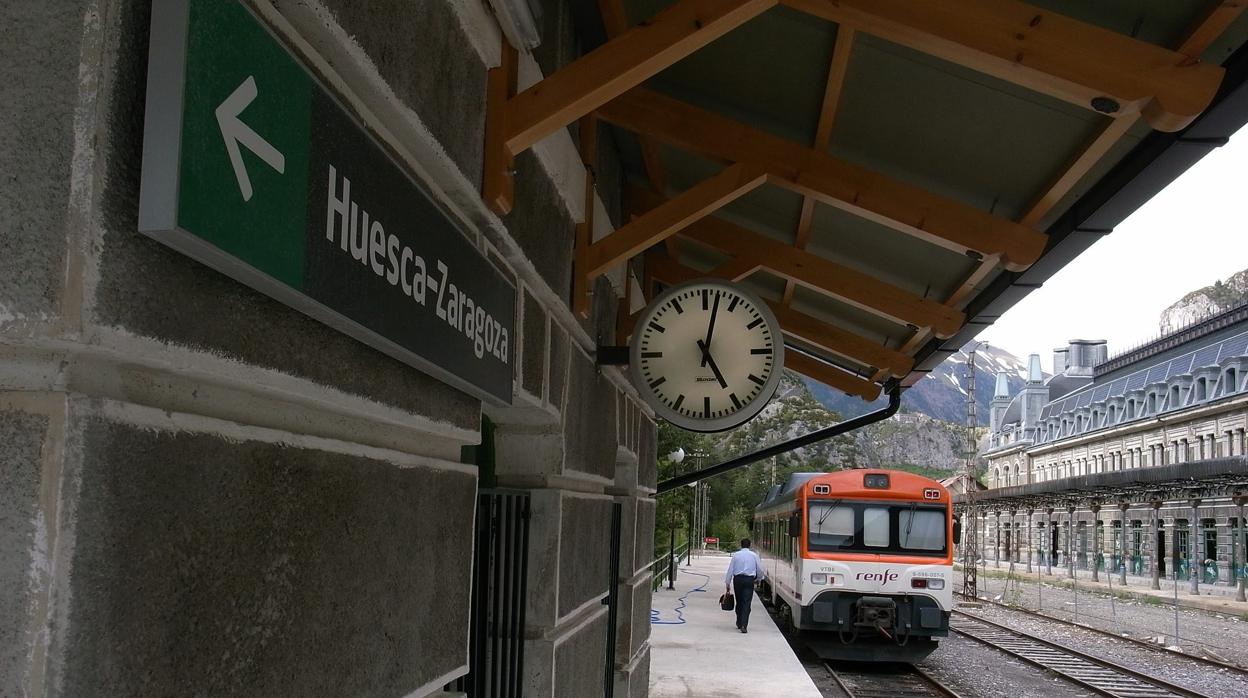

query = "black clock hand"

[
  {"left": 701, "top": 293, "right": 720, "bottom": 367},
  {"left": 697, "top": 339, "right": 728, "bottom": 389}
]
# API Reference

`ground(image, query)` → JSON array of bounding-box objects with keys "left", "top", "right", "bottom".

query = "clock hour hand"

[
  {"left": 697, "top": 339, "right": 728, "bottom": 389},
  {"left": 701, "top": 293, "right": 720, "bottom": 367}
]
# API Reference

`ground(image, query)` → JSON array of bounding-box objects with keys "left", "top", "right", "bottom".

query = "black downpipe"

[{"left": 657, "top": 381, "right": 901, "bottom": 494}]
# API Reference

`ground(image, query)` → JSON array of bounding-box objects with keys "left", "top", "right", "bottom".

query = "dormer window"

[
  {"left": 1196, "top": 377, "right": 1208, "bottom": 401},
  {"left": 1168, "top": 385, "right": 1181, "bottom": 409},
  {"left": 1107, "top": 405, "right": 1117, "bottom": 423},
  {"left": 1224, "top": 367, "right": 1240, "bottom": 397}
]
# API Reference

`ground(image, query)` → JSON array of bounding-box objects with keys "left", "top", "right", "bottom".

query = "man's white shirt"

[{"left": 725, "top": 547, "right": 765, "bottom": 585}]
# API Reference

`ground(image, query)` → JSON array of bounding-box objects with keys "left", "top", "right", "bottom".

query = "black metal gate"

[
  {"left": 603, "top": 502, "right": 622, "bottom": 697},
  {"left": 449, "top": 490, "right": 531, "bottom": 697}
]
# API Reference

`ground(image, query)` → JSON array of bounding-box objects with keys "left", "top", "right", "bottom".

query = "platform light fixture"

[{"left": 488, "top": 0, "right": 544, "bottom": 51}]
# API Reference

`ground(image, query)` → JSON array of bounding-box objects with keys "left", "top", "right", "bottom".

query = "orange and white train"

[{"left": 752, "top": 469, "right": 956, "bottom": 662}]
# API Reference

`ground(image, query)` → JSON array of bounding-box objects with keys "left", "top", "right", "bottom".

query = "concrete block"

[
  {"left": 50, "top": 415, "right": 476, "bottom": 697},
  {"left": 520, "top": 288, "right": 546, "bottom": 401},
  {"left": 548, "top": 323, "right": 568, "bottom": 414},
  {"left": 615, "top": 643, "right": 651, "bottom": 698},
  {"left": 524, "top": 488, "right": 563, "bottom": 629},
  {"left": 554, "top": 612, "right": 608, "bottom": 698},
  {"left": 0, "top": 407, "right": 50, "bottom": 697},
  {"left": 634, "top": 498, "right": 656, "bottom": 575},
  {"left": 564, "top": 348, "right": 617, "bottom": 481},
  {"left": 558, "top": 494, "right": 613, "bottom": 619},
  {"left": 292, "top": 0, "right": 487, "bottom": 187},
  {"left": 615, "top": 496, "right": 637, "bottom": 581},
  {"left": 502, "top": 152, "right": 574, "bottom": 299},
  {"left": 614, "top": 575, "right": 652, "bottom": 663},
  {"left": 92, "top": 0, "right": 479, "bottom": 431},
  {"left": 638, "top": 416, "right": 658, "bottom": 491},
  {"left": 0, "top": 1, "right": 89, "bottom": 326}
]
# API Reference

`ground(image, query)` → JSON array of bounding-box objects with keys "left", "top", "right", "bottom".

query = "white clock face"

[{"left": 629, "top": 280, "right": 785, "bottom": 432}]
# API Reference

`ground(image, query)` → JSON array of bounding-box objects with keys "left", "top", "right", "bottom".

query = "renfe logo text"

[{"left": 855, "top": 570, "right": 899, "bottom": 584}]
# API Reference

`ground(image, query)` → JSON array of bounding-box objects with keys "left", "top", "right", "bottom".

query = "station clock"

[{"left": 629, "top": 279, "right": 784, "bottom": 433}]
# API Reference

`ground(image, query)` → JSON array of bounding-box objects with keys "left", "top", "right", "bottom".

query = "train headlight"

[
  {"left": 810, "top": 573, "right": 828, "bottom": 585},
  {"left": 928, "top": 579, "right": 945, "bottom": 590},
  {"left": 911, "top": 578, "right": 944, "bottom": 590}
]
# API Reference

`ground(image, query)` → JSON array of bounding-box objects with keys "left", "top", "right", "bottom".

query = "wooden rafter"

[
  {"left": 643, "top": 252, "right": 912, "bottom": 380},
  {"left": 598, "top": 88, "right": 1048, "bottom": 271},
  {"left": 780, "top": 0, "right": 1225, "bottom": 132},
  {"left": 1179, "top": 1, "right": 1248, "bottom": 58},
  {"left": 585, "top": 163, "right": 768, "bottom": 279},
  {"left": 785, "top": 26, "right": 856, "bottom": 306},
  {"left": 483, "top": 42, "right": 518, "bottom": 214},
  {"left": 502, "top": 0, "right": 774, "bottom": 155},
  {"left": 628, "top": 187, "right": 966, "bottom": 338},
  {"left": 598, "top": 0, "right": 681, "bottom": 259}
]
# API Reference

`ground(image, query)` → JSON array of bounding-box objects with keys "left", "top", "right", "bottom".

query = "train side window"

[
  {"left": 900, "top": 509, "right": 946, "bottom": 550},
  {"left": 863, "top": 507, "right": 890, "bottom": 547}
]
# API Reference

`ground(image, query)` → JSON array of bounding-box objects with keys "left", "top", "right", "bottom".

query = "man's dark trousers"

[{"left": 733, "top": 574, "right": 756, "bottom": 630}]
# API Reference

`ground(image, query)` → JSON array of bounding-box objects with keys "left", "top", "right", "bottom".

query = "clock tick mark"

[
  {"left": 730, "top": 392, "right": 742, "bottom": 409},
  {"left": 727, "top": 297, "right": 740, "bottom": 312},
  {"left": 750, "top": 348, "right": 770, "bottom": 355},
  {"left": 642, "top": 351, "right": 663, "bottom": 358},
  {"left": 648, "top": 321, "right": 665, "bottom": 333},
  {"left": 703, "top": 397, "right": 711, "bottom": 418},
  {"left": 671, "top": 299, "right": 683, "bottom": 314},
  {"left": 673, "top": 394, "right": 685, "bottom": 410},
  {"left": 746, "top": 318, "right": 763, "bottom": 330},
  {"left": 649, "top": 376, "right": 666, "bottom": 389},
  {"left": 748, "top": 373, "right": 765, "bottom": 386}
]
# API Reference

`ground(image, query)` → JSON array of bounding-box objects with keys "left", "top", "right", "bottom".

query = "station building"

[{"left": 981, "top": 303, "right": 1248, "bottom": 592}]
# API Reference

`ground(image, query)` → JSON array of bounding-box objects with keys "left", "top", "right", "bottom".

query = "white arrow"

[{"left": 215, "top": 75, "right": 285, "bottom": 202}]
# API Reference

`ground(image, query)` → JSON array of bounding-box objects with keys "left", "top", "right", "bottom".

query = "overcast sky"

[{"left": 978, "top": 126, "right": 1248, "bottom": 374}]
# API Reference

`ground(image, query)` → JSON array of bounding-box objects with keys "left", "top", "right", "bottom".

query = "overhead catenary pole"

[{"left": 961, "top": 342, "right": 983, "bottom": 598}]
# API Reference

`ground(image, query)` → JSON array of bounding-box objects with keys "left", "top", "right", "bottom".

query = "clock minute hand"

[
  {"left": 697, "top": 339, "right": 728, "bottom": 389},
  {"left": 701, "top": 293, "right": 720, "bottom": 367}
]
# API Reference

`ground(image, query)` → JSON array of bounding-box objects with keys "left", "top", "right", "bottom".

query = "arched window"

[
  {"left": 1126, "top": 400, "right": 1135, "bottom": 419},
  {"left": 1108, "top": 404, "right": 1117, "bottom": 423},
  {"left": 1147, "top": 392, "right": 1157, "bottom": 414}
]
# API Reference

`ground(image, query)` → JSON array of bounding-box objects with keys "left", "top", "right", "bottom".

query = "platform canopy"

[{"left": 486, "top": 0, "right": 1248, "bottom": 403}]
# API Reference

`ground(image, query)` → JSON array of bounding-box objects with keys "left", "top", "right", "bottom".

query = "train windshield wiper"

[
  {"left": 902, "top": 502, "right": 917, "bottom": 546},
  {"left": 814, "top": 499, "right": 843, "bottom": 529}
]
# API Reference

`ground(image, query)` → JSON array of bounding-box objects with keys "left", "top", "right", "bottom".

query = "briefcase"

[{"left": 719, "top": 592, "right": 735, "bottom": 611}]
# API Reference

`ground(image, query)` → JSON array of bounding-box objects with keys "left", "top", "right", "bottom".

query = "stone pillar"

[
  {"left": 1190, "top": 498, "right": 1202, "bottom": 595},
  {"left": 1091, "top": 504, "right": 1101, "bottom": 582},
  {"left": 1008, "top": 509, "right": 1017, "bottom": 573},
  {"left": 994, "top": 510, "right": 1002, "bottom": 568},
  {"left": 1151, "top": 502, "right": 1162, "bottom": 590},
  {"left": 1046, "top": 509, "right": 1054, "bottom": 576},
  {"left": 1237, "top": 497, "right": 1247, "bottom": 603},
  {"left": 1026, "top": 508, "right": 1035, "bottom": 573},
  {"left": 1067, "top": 506, "right": 1076, "bottom": 579},
  {"left": 1119, "top": 502, "right": 1129, "bottom": 586}
]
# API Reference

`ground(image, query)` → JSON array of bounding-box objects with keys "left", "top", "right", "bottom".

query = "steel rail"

[
  {"left": 954, "top": 592, "right": 1248, "bottom": 674},
  {"left": 824, "top": 662, "right": 962, "bottom": 698},
  {"left": 951, "top": 611, "right": 1212, "bottom": 698}
]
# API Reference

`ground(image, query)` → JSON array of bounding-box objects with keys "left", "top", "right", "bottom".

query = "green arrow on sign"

[{"left": 215, "top": 75, "right": 286, "bottom": 202}]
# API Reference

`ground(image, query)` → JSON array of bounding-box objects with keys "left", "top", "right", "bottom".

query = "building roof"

[{"left": 503, "top": 2, "right": 1248, "bottom": 404}]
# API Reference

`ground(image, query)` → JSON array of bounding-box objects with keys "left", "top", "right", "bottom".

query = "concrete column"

[
  {"left": 1026, "top": 508, "right": 1035, "bottom": 573},
  {"left": 1190, "top": 499, "right": 1202, "bottom": 595},
  {"left": 1091, "top": 504, "right": 1102, "bottom": 582},
  {"left": 1008, "top": 509, "right": 1017, "bottom": 572},
  {"left": 994, "top": 511, "right": 1001, "bottom": 568},
  {"left": 1151, "top": 502, "right": 1162, "bottom": 590},
  {"left": 1237, "top": 498, "right": 1247, "bottom": 603},
  {"left": 1046, "top": 509, "right": 1054, "bottom": 576},
  {"left": 1119, "top": 502, "right": 1129, "bottom": 586},
  {"left": 1067, "top": 506, "right": 1076, "bottom": 579}
]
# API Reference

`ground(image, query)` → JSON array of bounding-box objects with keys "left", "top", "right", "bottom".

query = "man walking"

[{"left": 725, "top": 538, "right": 765, "bottom": 633}]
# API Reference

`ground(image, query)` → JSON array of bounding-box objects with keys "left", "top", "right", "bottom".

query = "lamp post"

[{"left": 666, "top": 448, "right": 686, "bottom": 587}]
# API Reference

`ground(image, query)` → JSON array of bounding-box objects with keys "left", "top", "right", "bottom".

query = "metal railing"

[{"left": 648, "top": 542, "right": 690, "bottom": 592}]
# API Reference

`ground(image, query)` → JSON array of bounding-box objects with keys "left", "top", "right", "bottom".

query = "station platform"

[{"left": 649, "top": 553, "right": 821, "bottom": 698}]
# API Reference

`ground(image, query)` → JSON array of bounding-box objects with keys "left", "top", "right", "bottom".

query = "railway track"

[
  {"left": 954, "top": 592, "right": 1248, "bottom": 674},
  {"left": 825, "top": 662, "right": 960, "bottom": 698},
  {"left": 951, "top": 611, "right": 1213, "bottom": 697}
]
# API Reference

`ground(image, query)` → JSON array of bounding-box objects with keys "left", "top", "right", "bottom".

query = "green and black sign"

[{"left": 139, "top": 0, "right": 514, "bottom": 404}]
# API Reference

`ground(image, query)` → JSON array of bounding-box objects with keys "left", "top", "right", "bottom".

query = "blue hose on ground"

[{"left": 650, "top": 571, "right": 711, "bottom": 625}]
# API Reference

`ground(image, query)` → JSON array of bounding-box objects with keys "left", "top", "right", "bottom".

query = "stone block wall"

[{"left": 1, "top": 0, "right": 657, "bottom": 697}]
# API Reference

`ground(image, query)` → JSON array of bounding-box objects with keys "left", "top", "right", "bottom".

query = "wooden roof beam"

[
  {"left": 780, "top": 0, "right": 1225, "bottom": 132},
  {"left": 598, "top": 88, "right": 1048, "bottom": 271},
  {"left": 502, "top": 0, "right": 774, "bottom": 156},
  {"left": 644, "top": 252, "right": 914, "bottom": 379},
  {"left": 584, "top": 163, "right": 768, "bottom": 279},
  {"left": 628, "top": 187, "right": 966, "bottom": 338},
  {"left": 786, "top": 26, "right": 856, "bottom": 306}
]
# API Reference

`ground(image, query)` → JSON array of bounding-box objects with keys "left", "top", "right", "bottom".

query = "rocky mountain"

[
  {"left": 712, "top": 371, "right": 974, "bottom": 473},
  {"left": 804, "top": 343, "right": 1043, "bottom": 426},
  {"left": 1159, "top": 267, "right": 1248, "bottom": 333}
]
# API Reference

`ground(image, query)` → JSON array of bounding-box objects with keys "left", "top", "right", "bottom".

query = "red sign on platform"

[{"left": 704, "top": 537, "right": 719, "bottom": 544}]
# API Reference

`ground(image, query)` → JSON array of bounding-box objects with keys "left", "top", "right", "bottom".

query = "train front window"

[
  {"left": 807, "top": 501, "right": 948, "bottom": 556},
  {"left": 899, "top": 508, "right": 945, "bottom": 551},
  {"left": 809, "top": 501, "right": 854, "bottom": 548}
]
